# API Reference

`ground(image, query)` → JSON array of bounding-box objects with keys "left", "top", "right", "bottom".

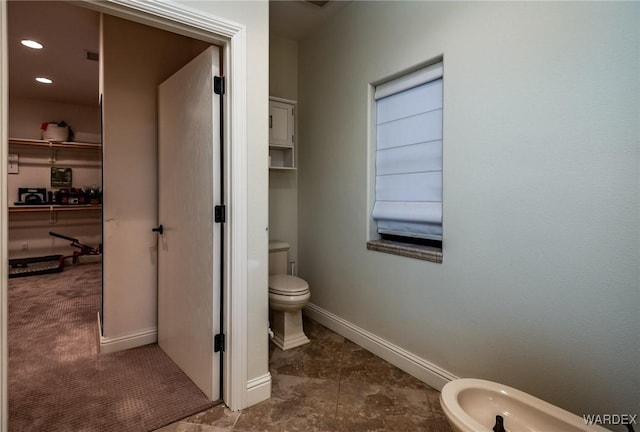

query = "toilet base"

[{"left": 270, "top": 309, "right": 310, "bottom": 350}]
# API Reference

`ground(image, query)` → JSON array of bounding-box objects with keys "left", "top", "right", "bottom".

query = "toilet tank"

[{"left": 269, "top": 241, "right": 290, "bottom": 275}]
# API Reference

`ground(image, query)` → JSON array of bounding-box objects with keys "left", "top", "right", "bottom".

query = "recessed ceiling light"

[
  {"left": 21, "top": 39, "right": 43, "bottom": 49},
  {"left": 35, "top": 77, "right": 53, "bottom": 84}
]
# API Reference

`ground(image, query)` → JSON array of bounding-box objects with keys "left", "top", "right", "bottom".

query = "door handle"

[
  {"left": 152, "top": 224, "right": 164, "bottom": 235},
  {"left": 269, "top": 115, "right": 272, "bottom": 128}
]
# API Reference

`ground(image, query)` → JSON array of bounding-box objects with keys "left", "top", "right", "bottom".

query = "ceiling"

[
  {"left": 7, "top": 1, "right": 347, "bottom": 107},
  {"left": 8, "top": 1, "right": 99, "bottom": 106},
  {"left": 270, "top": 0, "right": 350, "bottom": 41}
]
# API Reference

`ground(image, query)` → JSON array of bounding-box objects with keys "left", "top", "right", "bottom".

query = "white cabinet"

[{"left": 269, "top": 97, "right": 295, "bottom": 170}]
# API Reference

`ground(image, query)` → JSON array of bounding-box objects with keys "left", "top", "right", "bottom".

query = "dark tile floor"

[{"left": 156, "top": 316, "right": 452, "bottom": 432}]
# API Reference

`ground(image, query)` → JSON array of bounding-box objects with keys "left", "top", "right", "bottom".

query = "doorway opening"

[
  {"left": 4, "top": 1, "right": 231, "bottom": 429},
  {"left": 1, "top": 0, "right": 250, "bottom": 425}
]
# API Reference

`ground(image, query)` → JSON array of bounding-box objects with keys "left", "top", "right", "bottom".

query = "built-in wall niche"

[
  {"left": 269, "top": 147, "right": 295, "bottom": 169},
  {"left": 269, "top": 97, "right": 296, "bottom": 170}
]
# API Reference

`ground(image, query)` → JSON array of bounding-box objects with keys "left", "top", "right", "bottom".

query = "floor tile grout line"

[{"left": 230, "top": 408, "right": 242, "bottom": 430}]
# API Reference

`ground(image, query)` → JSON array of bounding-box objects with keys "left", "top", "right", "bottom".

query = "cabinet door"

[{"left": 269, "top": 100, "right": 294, "bottom": 148}]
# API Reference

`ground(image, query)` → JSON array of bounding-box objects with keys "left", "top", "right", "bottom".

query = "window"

[{"left": 368, "top": 62, "right": 443, "bottom": 262}]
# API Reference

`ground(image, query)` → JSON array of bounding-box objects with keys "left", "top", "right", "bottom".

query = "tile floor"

[{"left": 155, "top": 317, "right": 452, "bottom": 432}]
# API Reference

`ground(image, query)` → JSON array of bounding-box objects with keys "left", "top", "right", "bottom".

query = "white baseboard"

[
  {"left": 99, "top": 319, "right": 158, "bottom": 355},
  {"left": 246, "top": 372, "right": 271, "bottom": 407},
  {"left": 304, "top": 303, "right": 458, "bottom": 391}
]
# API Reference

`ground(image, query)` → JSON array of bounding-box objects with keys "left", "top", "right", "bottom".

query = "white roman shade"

[{"left": 372, "top": 62, "right": 443, "bottom": 240}]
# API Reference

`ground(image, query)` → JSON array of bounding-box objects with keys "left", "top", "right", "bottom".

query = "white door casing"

[
  {"left": 0, "top": 2, "right": 8, "bottom": 430},
  {"left": 0, "top": 1, "right": 252, "bottom": 427},
  {"left": 84, "top": 0, "right": 252, "bottom": 411},
  {"left": 158, "top": 45, "right": 221, "bottom": 401}
]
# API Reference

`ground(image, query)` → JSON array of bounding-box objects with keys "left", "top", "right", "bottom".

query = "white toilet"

[{"left": 268, "top": 241, "right": 311, "bottom": 350}]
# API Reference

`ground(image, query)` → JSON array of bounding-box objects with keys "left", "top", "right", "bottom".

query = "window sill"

[{"left": 367, "top": 239, "right": 442, "bottom": 263}]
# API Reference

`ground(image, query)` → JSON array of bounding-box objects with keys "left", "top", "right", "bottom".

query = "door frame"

[{"left": 0, "top": 0, "right": 250, "bottom": 427}]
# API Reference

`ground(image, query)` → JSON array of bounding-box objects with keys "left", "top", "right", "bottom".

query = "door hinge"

[
  {"left": 214, "top": 333, "right": 225, "bottom": 352},
  {"left": 214, "top": 76, "right": 225, "bottom": 95},
  {"left": 214, "top": 205, "right": 226, "bottom": 223}
]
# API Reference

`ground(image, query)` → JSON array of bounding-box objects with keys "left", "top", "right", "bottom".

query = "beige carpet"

[{"left": 8, "top": 262, "right": 217, "bottom": 432}]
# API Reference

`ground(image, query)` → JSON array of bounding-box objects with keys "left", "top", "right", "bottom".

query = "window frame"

[{"left": 366, "top": 59, "right": 444, "bottom": 263}]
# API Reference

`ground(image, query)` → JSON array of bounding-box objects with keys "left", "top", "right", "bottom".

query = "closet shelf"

[
  {"left": 268, "top": 143, "right": 294, "bottom": 150},
  {"left": 269, "top": 166, "right": 297, "bottom": 171},
  {"left": 9, "top": 204, "right": 101, "bottom": 224},
  {"left": 9, "top": 205, "right": 102, "bottom": 214},
  {"left": 9, "top": 138, "right": 102, "bottom": 151}
]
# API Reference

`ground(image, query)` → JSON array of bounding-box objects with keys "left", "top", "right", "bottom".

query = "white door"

[{"left": 157, "top": 45, "right": 222, "bottom": 401}]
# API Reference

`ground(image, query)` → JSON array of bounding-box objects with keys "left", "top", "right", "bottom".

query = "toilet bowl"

[
  {"left": 268, "top": 241, "right": 311, "bottom": 350},
  {"left": 440, "top": 378, "right": 609, "bottom": 432}
]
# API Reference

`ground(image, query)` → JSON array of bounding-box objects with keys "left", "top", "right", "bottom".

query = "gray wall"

[{"left": 298, "top": 1, "right": 639, "bottom": 419}]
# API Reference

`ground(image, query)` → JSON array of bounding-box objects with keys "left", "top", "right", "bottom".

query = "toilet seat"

[{"left": 269, "top": 274, "right": 309, "bottom": 296}]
